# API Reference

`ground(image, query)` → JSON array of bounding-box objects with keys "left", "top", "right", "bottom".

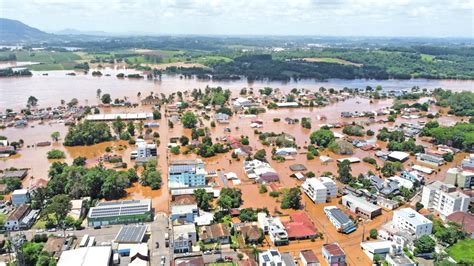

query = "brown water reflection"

[{"left": 1, "top": 70, "right": 473, "bottom": 109}]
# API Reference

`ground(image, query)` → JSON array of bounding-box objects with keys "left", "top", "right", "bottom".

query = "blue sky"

[{"left": 1, "top": 0, "right": 473, "bottom": 37}]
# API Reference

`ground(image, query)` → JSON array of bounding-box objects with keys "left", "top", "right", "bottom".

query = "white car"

[{"left": 160, "top": 256, "right": 166, "bottom": 265}]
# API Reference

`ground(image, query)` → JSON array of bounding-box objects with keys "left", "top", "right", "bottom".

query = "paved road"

[{"left": 151, "top": 213, "right": 172, "bottom": 266}]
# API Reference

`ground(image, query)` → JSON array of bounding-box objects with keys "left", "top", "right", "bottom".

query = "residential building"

[
  {"left": 87, "top": 200, "right": 152, "bottom": 227},
  {"left": 445, "top": 168, "right": 474, "bottom": 189},
  {"left": 300, "top": 250, "right": 320, "bottom": 266},
  {"left": 11, "top": 189, "right": 30, "bottom": 205},
  {"left": 199, "top": 223, "right": 230, "bottom": 244},
  {"left": 461, "top": 154, "right": 474, "bottom": 169},
  {"left": 302, "top": 177, "right": 336, "bottom": 204},
  {"left": 274, "top": 148, "right": 297, "bottom": 156},
  {"left": 214, "top": 113, "right": 230, "bottom": 123},
  {"left": 385, "top": 253, "right": 416, "bottom": 266},
  {"left": 342, "top": 194, "right": 382, "bottom": 219},
  {"left": 168, "top": 159, "right": 206, "bottom": 189},
  {"left": 446, "top": 212, "right": 474, "bottom": 239},
  {"left": 85, "top": 113, "right": 152, "bottom": 121},
  {"left": 170, "top": 204, "right": 198, "bottom": 224},
  {"left": 258, "top": 249, "right": 284, "bottom": 266},
  {"left": 388, "top": 176, "right": 414, "bottom": 190},
  {"left": 282, "top": 212, "right": 317, "bottom": 240},
  {"left": 232, "top": 97, "right": 254, "bottom": 109},
  {"left": 58, "top": 246, "right": 112, "bottom": 266},
  {"left": 281, "top": 253, "right": 297, "bottom": 266},
  {"left": 68, "top": 199, "right": 85, "bottom": 220},
  {"left": 392, "top": 208, "right": 432, "bottom": 237},
  {"left": 421, "top": 181, "right": 470, "bottom": 218},
  {"left": 377, "top": 197, "right": 399, "bottom": 210},
  {"left": 132, "top": 139, "right": 157, "bottom": 162},
  {"left": 258, "top": 213, "right": 288, "bottom": 246},
  {"left": 244, "top": 159, "right": 279, "bottom": 183},
  {"left": 5, "top": 204, "right": 38, "bottom": 231},
  {"left": 416, "top": 153, "right": 444, "bottom": 166},
  {"left": 323, "top": 206, "right": 357, "bottom": 234},
  {"left": 322, "top": 243, "right": 346, "bottom": 266},
  {"left": 236, "top": 223, "right": 262, "bottom": 244},
  {"left": 388, "top": 151, "right": 410, "bottom": 162},
  {"left": 360, "top": 240, "right": 393, "bottom": 260},
  {"left": 173, "top": 224, "right": 197, "bottom": 253}
]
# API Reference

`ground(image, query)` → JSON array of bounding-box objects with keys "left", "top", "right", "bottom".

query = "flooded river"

[{"left": 0, "top": 68, "right": 473, "bottom": 109}]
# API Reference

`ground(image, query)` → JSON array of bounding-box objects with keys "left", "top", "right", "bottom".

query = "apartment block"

[
  {"left": 421, "top": 181, "right": 470, "bottom": 218},
  {"left": 392, "top": 208, "right": 432, "bottom": 237},
  {"left": 302, "top": 177, "right": 336, "bottom": 204},
  {"left": 168, "top": 159, "right": 206, "bottom": 189}
]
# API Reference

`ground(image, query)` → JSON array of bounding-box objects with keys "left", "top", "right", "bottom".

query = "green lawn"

[{"left": 448, "top": 239, "right": 474, "bottom": 263}]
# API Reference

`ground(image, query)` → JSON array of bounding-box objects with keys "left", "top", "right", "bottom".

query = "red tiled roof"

[
  {"left": 323, "top": 243, "right": 345, "bottom": 256},
  {"left": 446, "top": 212, "right": 474, "bottom": 234},
  {"left": 283, "top": 212, "right": 317, "bottom": 239},
  {"left": 300, "top": 249, "right": 319, "bottom": 263}
]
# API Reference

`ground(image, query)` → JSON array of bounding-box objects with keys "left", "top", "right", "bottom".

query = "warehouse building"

[
  {"left": 342, "top": 194, "right": 382, "bottom": 219},
  {"left": 87, "top": 200, "right": 152, "bottom": 227},
  {"left": 323, "top": 206, "right": 357, "bottom": 234},
  {"left": 85, "top": 113, "right": 153, "bottom": 121}
]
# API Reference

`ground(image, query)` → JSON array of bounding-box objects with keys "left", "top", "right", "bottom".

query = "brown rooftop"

[
  {"left": 447, "top": 212, "right": 474, "bottom": 234},
  {"left": 199, "top": 223, "right": 230, "bottom": 241},
  {"left": 239, "top": 224, "right": 261, "bottom": 241},
  {"left": 301, "top": 249, "right": 319, "bottom": 263},
  {"left": 7, "top": 204, "right": 30, "bottom": 221},
  {"left": 43, "top": 237, "right": 66, "bottom": 255},
  {"left": 323, "top": 243, "right": 345, "bottom": 256}
]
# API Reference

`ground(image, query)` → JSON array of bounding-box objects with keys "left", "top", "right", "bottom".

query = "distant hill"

[
  {"left": 0, "top": 18, "right": 57, "bottom": 43},
  {"left": 55, "top": 28, "right": 110, "bottom": 36}
]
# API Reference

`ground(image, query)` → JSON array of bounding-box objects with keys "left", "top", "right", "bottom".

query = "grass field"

[
  {"left": 303, "top": 57, "right": 362, "bottom": 66},
  {"left": 448, "top": 239, "right": 474, "bottom": 263},
  {"left": 0, "top": 50, "right": 82, "bottom": 70}
]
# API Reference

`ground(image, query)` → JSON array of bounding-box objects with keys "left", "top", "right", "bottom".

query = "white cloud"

[{"left": 0, "top": 0, "right": 472, "bottom": 37}]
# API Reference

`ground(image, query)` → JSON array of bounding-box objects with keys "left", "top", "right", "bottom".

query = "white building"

[
  {"left": 11, "top": 189, "right": 30, "bottom": 205},
  {"left": 302, "top": 177, "right": 336, "bottom": 204},
  {"left": 461, "top": 154, "right": 474, "bottom": 169},
  {"left": 385, "top": 253, "right": 416, "bottom": 266},
  {"left": 258, "top": 249, "right": 284, "bottom": 266},
  {"left": 392, "top": 208, "right": 432, "bottom": 237},
  {"left": 134, "top": 139, "right": 157, "bottom": 160},
  {"left": 258, "top": 213, "right": 288, "bottom": 246},
  {"left": 341, "top": 194, "right": 382, "bottom": 219},
  {"left": 421, "top": 181, "right": 470, "bottom": 218},
  {"left": 58, "top": 246, "right": 112, "bottom": 266},
  {"left": 173, "top": 224, "right": 197, "bottom": 253},
  {"left": 170, "top": 204, "right": 199, "bottom": 224},
  {"left": 445, "top": 168, "right": 474, "bottom": 189},
  {"left": 360, "top": 240, "right": 394, "bottom": 260}
]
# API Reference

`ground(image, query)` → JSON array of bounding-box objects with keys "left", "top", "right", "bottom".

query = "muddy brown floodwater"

[
  {"left": 0, "top": 68, "right": 473, "bottom": 109},
  {"left": 1, "top": 73, "right": 472, "bottom": 264}
]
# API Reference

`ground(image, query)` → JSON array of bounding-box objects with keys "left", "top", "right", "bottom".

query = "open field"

[{"left": 302, "top": 57, "right": 363, "bottom": 66}]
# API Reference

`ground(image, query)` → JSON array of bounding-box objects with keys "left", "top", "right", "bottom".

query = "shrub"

[{"left": 47, "top": 149, "right": 65, "bottom": 159}]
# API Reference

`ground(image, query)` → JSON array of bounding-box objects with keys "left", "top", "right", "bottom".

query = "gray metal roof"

[
  {"left": 329, "top": 208, "right": 350, "bottom": 224},
  {"left": 114, "top": 225, "right": 147, "bottom": 243},
  {"left": 169, "top": 164, "right": 195, "bottom": 174},
  {"left": 89, "top": 200, "right": 151, "bottom": 219}
]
